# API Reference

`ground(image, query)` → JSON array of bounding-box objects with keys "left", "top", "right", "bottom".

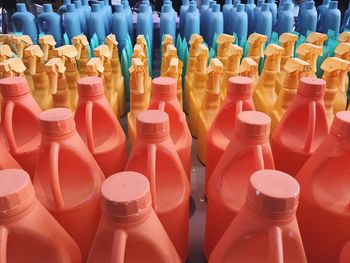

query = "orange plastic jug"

[
  {"left": 0, "top": 143, "right": 21, "bottom": 169},
  {"left": 87, "top": 171, "right": 182, "bottom": 263},
  {"left": 125, "top": 110, "right": 190, "bottom": 262},
  {"left": 0, "top": 76, "right": 41, "bottom": 177},
  {"left": 204, "top": 111, "right": 275, "bottom": 258},
  {"left": 148, "top": 77, "right": 192, "bottom": 180},
  {"left": 75, "top": 77, "right": 126, "bottom": 177},
  {"left": 296, "top": 111, "right": 350, "bottom": 263},
  {"left": 205, "top": 76, "right": 255, "bottom": 193},
  {"left": 272, "top": 77, "right": 329, "bottom": 177},
  {"left": 33, "top": 108, "right": 105, "bottom": 260},
  {"left": 209, "top": 169, "right": 307, "bottom": 263},
  {"left": 0, "top": 169, "right": 82, "bottom": 263},
  {"left": 340, "top": 241, "right": 350, "bottom": 263}
]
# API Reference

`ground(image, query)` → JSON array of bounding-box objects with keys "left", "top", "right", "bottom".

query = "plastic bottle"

[
  {"left": 160, "top": 35, "right": 175, "bottom": 75},
  {"left": 200, "top": 0, "right": 210, "bottom": 37},
  {"left": 204, "top": 111, "right": 275, "bottom": 258},
  {"left": 125, "top": 110, "right": 190, "bottom": 262},
  {"left": 277, "top": 2, "right": 294, "bottom": 36},
  {"left": 64, "top": 4, "right": 82, "bottom": 40},
  {"left": 296, "top": 43, "right": 323, "bottom": 76},
  {"left": 179, "top": 0, "right": 189, "bottom": 38},
  {"left": 121, "top": 0, "right": 133, "bottom": 41},
  {"left": 37, "top": 4, "right": 63, "bottom": 47},
  {"left": 33, "top": 107, "right": 105, "bottom": 260},
  {"left": 253, "top": 0, "right": 264, "bottom": 34},
  {"left": 203, "top": 1, "right": 215, "bottom": 44},
  {"left": 87, "top": 171, "right": 181, "bottom": 263},
  {"left": 205, "top": 77, "right": 255, "bottom": 193},
  {"left": 0, "top": 169, "right": 83, "bottom": 262},
  {"left": 247, "top": 33, "right": 268, "bottom": 65},
  {"left": 58, "top": 0, "right": 72, "bottom": 15},
  {"left": 207, "top": 4, "right": 223, "bottom": 47},
  {"left": 160, "top": 3, "right": 176, "bottom": 42},
  {"left": 75, "top": 77, "right": 126, "bottom": 177},
  {"left": 0, "top": 144, "right": 21, "bottom": 169},
  {"left": 103, "top": 0, "right": 112, "bottom": 34},
  {"left": 323, "top": 1, "right": 341, "bottom": 36},
  {"left": 165, "top": 58, "right": 183, "bottom": 107},
  {"left": 71, "top": 35, "right": 90, "bottom": 78},
  {"left": 148, "top": 77, "right": 192, "bottom": 180},
  {"left": 239, "top": 58, "right": 259, "bottom": 86},
  {"left": 231, "top": 4, "right": 248, "bottom": 45},
  {"left": 223, "top": 0, "right": 233, "bottom": 34},
  {"left": 89, "top": 4, "right": 106, "bottom": 44},
  {"left": 38, "top": 35, "right": 57, "bottom": 61},
  {"left": 81, "top": 0, "right": 91, "bottom": 22},
  {"left": 340, "top": 241, "right": 350, "bottom": 263},
  {"left": 132, "top": 42, "right": 152, "bottom": 96},
  {"left": 317, "top": 0, "right": 330, "bottom": 32},
  {"left": 11, "top": 3, "right": 38, "bottom": 44},
  {"left": 245, "top": 0, "right": 256, "bottom": 36},
  {"left": 298, "top": 1, "right": 317, "bottom": 36},
  {"left": 272, "top": 77, "right": 329, "bottom": 177},
  {"left": 184, "top": 1, "right": 200, "bottom": 45},
  {"left": 74, "top": 1, "right": 87, "bottom": 36},
  {"left": 112, "top": 4, "right": 128, "bottom": 53},
  {"left": 341, "top": 2, "right": 350, "bottom": 32},
  {"left": 255, "top": 3, "right": 273, "bottom": 39},
  {"left": 268, "top": 0, "right": 277, "bottom": 28},
  {"left": 0, "top": 77, "right": 41, "bottom": 177},
  {"left": 209, "top": 169, "right": 307, "bottom": 263},
  {"left": 98, "top": 1, "right": 110, "bottom": 36},
  {"left": 137, "top": 4, "right": 153, "bottom": 49}
]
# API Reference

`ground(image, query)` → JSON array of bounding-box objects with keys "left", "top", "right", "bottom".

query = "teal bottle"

[
  {"left": 317, "top": 0, "right": 330, "bottom": 32},
  {"left": 58, "top": 0, "right": 71, "bottom": 15},
  {"left": 277, "top": 2, "right": 294, "bottom": 36},
  {"left": 122, "top": 0, "right": 133, "bottom": 40},
  {"left": 298, "top": 1, "right": 317, "bottom": 36},
  {"left": 112, "top": 4, "right": 128, "bottom": 53},
  {"left": 11, "top": 3, "right": 38, "bottom": 43},
  {"left": 184, "top": 1, "right": 200, "bottom": 43},
  {"left": 160, "top": 3, "right": 177, "bottom": 41},
  {"left": 89, "top": 4, "right": 106, "bottom": 44},
  {"left": 200, "top": 0, "right": 210, "bottom": 37},
  {"left": 180, "top": 0, "right": 189, "bottom": 37},
  {"left": 255, "top": 3, "right": 272, "bottom": 39},
  {"left": 268, "top": 0, "right": 277, "bottom": 28},
  {"left": 208, "top": 4, "right": 223, "bottom": 47},
  {"left": 253, "top": 0, "right": 264, "bottom": 34},
  {"left": 231, "top": 4, "right": 247, "bottom": 45},
  {"left": 137, "top": 4, "right": 153, "bottom": 48},
  {"left": 64, "top": 4, "right": 82, "bottom": 40},
  {"left": 37, "top": 4, "right": 63, "bottom": 46},
  {"left": 341, "top": 2, "right": 350, "bottom": 32},
  {"left": 245, "top": 0, "right": 256, "bottom": 36},
  {"left": 323, "top": 1, "right": 341, "bottom": 36},
  {"left": 74, "top": 1, "right": 87, "bottom": 36},
  {"left": 223, "top": 0, "right": 233, "bottom": 34}
]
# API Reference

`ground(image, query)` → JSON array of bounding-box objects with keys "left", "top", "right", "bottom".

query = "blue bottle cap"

[
  {"left": 74, "top": 1, "right": 82, "bottom": 8},
  {"left": 43, "top": 4, "right": 53, "bottom": 12},
  {"left": 92, "top": 4, "right": 100, "bottom": 12},
  {"left": 189, "top": 2, "right": 197, "bottom": 12},
  {"left": 183, "top": 0, "right": 190, "bottom": 5},
  {"left": 16, "top": 3, "right": 27, "bottom": 12},
  {"left": 140, "top": 4, "right": 148, "bottom": 13},
  {"left": 305, "top": 1, "right": 315, "bottom": 9},
  {"left": 212, "top": 4, "right": 220, "bottom": 12},
  {"left": 116, "top": 4, "right": 124, "bottom": 13},
  {"left": 236, "top": 3, "right": 244, "bottom": 12},
  {"left": 329, "top": 1, "right": 338, "bottom": 9},
  {"left": 67, "top": 4, "right": 75, "bottom": 12},
  {"left": 262, "top": 3, "right": 269, "bottom": 11},
  {"left": 257, "top": 0, "right": 264, "bottom": 7}
]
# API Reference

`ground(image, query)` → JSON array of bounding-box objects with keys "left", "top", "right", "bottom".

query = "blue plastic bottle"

[
  {"left": 231, "top": 4, "right": 248, "bottom": 45},
  {"left": 99, "top": 1, "right": 110, "bottom": 36},
  {"left": 268, "top": 0, "right": 277, "bottom": 28},
  {"left": 81, "top": 0, "right": 91, "bottom": 20},
  {"left": 89, "top": 4, "right": 106, "bottom": 44},
  {"left": 223, "top": 0, "right": 233, "bottom": 34},
  {"left": 341, "top": 2, "right": 350, "bottom": 32},
  {"left": 137, "top": 4, "right": 153, "bottom": 48},
  {"left": 58, "top": 0, "right": 71, "bottom": 15},
  {"left": 317, "top": 0, "right": 330, "bottom": 32},
  {"left": 37, "top": 4, "right": 63, "bottom": 46},
  {"left": 298, "top": 1, "right": 317, "bottom": 36},
  {"left": 200, "top": 0, "right": 210, "bottom": 37},
  {"left": 233, "top": 0, "right": 241, "bottom": 7},
  {"left": 323, "top": 1, "right": 341, "bottom": 36},
  {"left": 253, "top": 0, "right": 264, "bottom": 34},
  {"left": 184, "top": 1, "right": 200, "bottom": 43},
  {"left": 277, "top": 2, "right": 294, "bottom": 36},
  {"left": 255, "top": 3, "right": 272, "bottom": 39},
  {"left": 180, "top": 0, "right": 190, "bottom": 37},
  {"left": 104, "top": 0, "right": 113, "bottom": 30},
  {"left": 296, "top": 0, "right": 312, "bottom": 31},
  {"left": 74, "top": 1, "right": 87, "bottom": 36},
  {"left": 11, "top": 3, "right": 38, "bottom": 43},
  {"left": 64, "top": 4, "right": 82, "bottom": 41},
  {"left": 112, "top": 4, "right": 128, "bottom": 53},
  {"left": 160, "top": 3, "right": 177, "bottom": 41},
  {"left": 245, "top": 0, "right": 256, "bottom": 36},
  {"left": 208, "top": 4, "right": 223, "bottom": 47},
  {"left": 122, "top": 0, "right": 133, "bottom": 40}
]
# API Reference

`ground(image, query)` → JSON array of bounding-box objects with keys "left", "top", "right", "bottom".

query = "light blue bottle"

[
  {"left": 223, "top": 0, "right": 233, "bottom": 34},
  {"left": 122, "top": 0, "right": 133, "bottom": 40},
  {"left": 231, "top": 4, "right": 248, "bottom": 45},
  {"left": 299, "top": 1, "right": 317, "bottom": 36},
  {"left": 341, "top": 2, "right": 350, "bottom": 32},
  {"left": 268, "top": 0, "right": 277, "bottom": 28},
  {"left": 160, "top": 3, "right": 177, "bottom": 41},
  {"left": 74, "top": 1, "right": 87, "bottom": 36},
  {"left": 37, "top": 4, "right": 63, "bottom": 46},
  {"left": 245, "top": 0, "right": 256, "bottom": 36},
  {"left": 184, "top": 1, "right": 200, "bottom": 42},
  {"left": 277, "top": 2, "right": 294, "bottom": 36},
  {"left": 323, "top": 1, "right": 341, "bottom": 36},
  {"left": 112, "top": 4, "right": 128, "bottom": 53},
  {"left": 164, "top": 0, "right": 177, "bottom": 20},
  {"left": 317, "top": 0, "right": 330, "bottom": 32},
  {"left": 58, "top": 0, "right": 71, "bottom": 15},
  {"left": 11, "top": 3, "right": 38, "bottom": 43},
  {"left": 137, "top": 4, "right": 153, "bottom": 47},
  {"left": 200, "top": 0, "right": 210, "bottom": 37},
  {"left": 255, "top": 3, "right": 272, "bottom": 39},
  {"left": 64, "top": 4, "right": 82, "bottom": 40},
  {"left": 208, "top": 4, "right": 223, "bottom": 47},
  {"left": 180, "top": 0, "right": 189, "bottom": 37},
  {"left": 253, "top": 0, "right": 264, "bottom": 33},
  {"left": 103, "top": 0, "right": 113, "bottom": 31},
  {"left": 89, "top": 4, "right": 106, "bottom": 44},
  {"left": 233, "top": 0, "right": 241, "bottom": 7},
  {"left": 99, "top": 1, "right": 110, "bottom": 36},
  {"left": 296, "top": 0, "right": 312, "bottom": 31},
  {"left": 81, "top": 0, "right": 91, "bottom": 20}
]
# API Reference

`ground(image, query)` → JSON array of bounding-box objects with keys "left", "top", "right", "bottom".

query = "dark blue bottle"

[
  {"left": 112, "top": 4, "right": 128, "bottom": 53},
  {"left": 255, "top": 3, "right": 272, "bottom": 39},
  {"left": 268, "top": 0, "right": 277, "bottom": 28},
  {"left": 317, "top": 0, "right": 330, "bottom": 32},
  {"left": 323, "top": 1, "right": 341, "bottom": 36},
  {"left": 200, "top": 0, "right": 210, "bottom": 37},
  {"left": 277, "top": 2, "right": 294, "bottom": 36},
  {"left": 81, "top": 0, "right": 91, "bottom": 21},
  {"left": 160, "top": 3, "right": 177, "bottom": 41},
  {"left": 58, "top": 0, "right": 71, "bottom": 16},
  {"left": 89, "top": 4, "right": 106, "bottom": 44},
  {"left": 137, "top": 4, "right": 153, "bottom": 47},
  {"left": 180, "top": 0, "right": 190, "bottom": 38},
  {"left": 223, "top": 0, "right": 233, "bottom": 34},
  {"left": 296, "top": 0, "right": 312, "bottom": 31},
  {"left": 341, "top": 2, "right": 350, "bottom": 32},
  {"left": 298, "top": 1, "right": 317, "bottom": 36},
  {"left": 122, "top": 0, "right": 133, "bottom": 40},
  {"left": 245, "top": 0, "right": 256, "bottom": 36},
  {"left": 184, "top": 1, "right": 200, "bottom": 42},
  {"left": 11, "top": 3, "right": 38, "bottom": 43},
  {"left": 231, "top": 4, "right": 248, "bottom": 44},
  {"left": 37, "top": 4, "right": 63, "bottom": 46},
  {"left": 64, "top": 4, "right": 82, "bottom": 40},
  {"left": 74, "top": 1, "right": 87, "bottom": 36},
  {"left": 253, "top": 0, "right": 264, "bottom": 34},
  {"left": 208, "top": 4, "right": 223, "bottom": 47}
]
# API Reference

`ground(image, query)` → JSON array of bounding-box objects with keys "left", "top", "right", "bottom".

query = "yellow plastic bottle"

[
  {"left": 160, "top": 34, "right": 174, "bottom": 75},
  {"left": 306, "top": 32, "right": 328, "bottom": 48},
  {"left": 0, "top": 58, "right": 26, "bottom": 79},
  {"left": 239, "top": 57, "right": 259, "bottom": 88},
  {"left": 270, "top": 58, "right": 312, "bottom": 134},
  {"left": 132, "top": 44, "right": 152, "bottom": 99},
  {"left": 127, "top": 57, "right": 149, "bottom": 147},
  {"left": 53, "top": 45, "right": 80, "bottom": 109},
  {"left": 72, "top": 34, "right": 90, "bottom": 78},
  {"left": 339, "top": 32, "right": 350, "bottom": 43},
  {"left": 165, "top": 57, "right": 183, "bottom": 107},
  {"left": 188, "top": 44, "right": 209, "bottom": 137},
  {"left": 247, "top": 33, "right": 268, "bottom": 65},
  {"left": 334, "top": 43, "right": 350, "bottom": 111},
  {"left": 24, "top": 45, "right": 53, "bottom": 110},
  {"left": 216, "top": 34, "right": 235, "bottom": 82},
  {"left": 86, "top": 57, "right": 105, "bottom": 80},
  {"left": 184, "top": 34, "right": 204, "bottom": 114},
  {"left": 161, "top": 44, "right": 178, "bottom": 77},
  {"left": 253, "top": 44, "right": 284, "bottom": 115},
  {"left": 94, "top": 44, "right": 119, "bottom": 117},
  {"left": 197, "top": 58, "right": 223, "bottom": 164},
  {"left": 45, "top": 58, "right": 72, "bottom": 109},
  {"left": 0, "top": 34, "right": 14, "bottom": 47},
  {"left": 296, "top": 43, "right": 323, "bottom": 76},
  {"left": 321, "top": 57, "right": 350, "bottom": 124},
  {"left": 275, "top": 33, "right": 299, "bottom": 94},
  {"left": 38, "top": 35, "right": 56, "bottom": 61},
  {"left": 136, "top": 35, "right": 151, "bottom": 76},
  {"left": 105, "top": 34, "right": 125, "bottom": 117}
]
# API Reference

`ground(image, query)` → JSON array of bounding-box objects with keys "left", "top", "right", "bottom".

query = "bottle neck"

[
  {"left": 245, "top": 202, "right": 296, "bottom": 223},
  {"left": 0, "top": 193, "right": 35, "bottom": 221},
  {"left": 106, "top": 206, "right": 153, "bottom": 225}
]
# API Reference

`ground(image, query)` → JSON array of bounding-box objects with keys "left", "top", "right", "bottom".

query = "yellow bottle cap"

[
  {"left": 72, "top": 35, "right": 89, "bottom": 60},
  {"left": 321, "top": 57, "right": 350, "bottom": 73},
  {"left": 11, "top": 35, "right": 33, "bottom": 59},
  {"left": 247, "top": 33, "right": 268, "bottom": 58},
  {"left": 334, "top": 42, "right": 350, "bottom": 61},
  {"left": 279, "top": 33, "right": 298, "bottom": 57},
  {"left": 44, "top": 58, "right": 66, "bottom": 94},
  {"left": 164, "top": 44, "right": 177, "bottom": 58},
  {"left": 284, "top": 58, "right": 311, "bottom": 74},
  {"left": 306, "top": 32, "right": 328, "bottom": 48},
  {"left": 207, "top": 58, "right": 224, "bottom": 94},
  {"left": 0, "top": 58, "right": 26, "bottom": 77},
  {"left": 94, "top": 44, "right": 112, "bottom": 63},
  {"left": 53, "top": 45, "right": 78, "bottom": 62},
  {"left": 264, "top": 44, "right": 285, "bottom": 72},
  {"left": 189, "top": 34, "right": 204, "bottom": 56},
  {"left": 129, "top": 57, "right": 145, "bottom": 93},
  {"left": 23, "top": 45, "right": 44, "bottom": 75},
  {"left": 239, "top": 57, "right": 258, "bottom": 76},
  {"left": 0, "top": 45, "right": 14, "bottom": 61},
  {"left": 86, "top": 57, "right": 105, "bottom": 76},
  {"left": 296, "top": 43, "right": 323, "bottom": 73},
  {"left": 339, "top": 32, "right": 350, "bottom": 43}
]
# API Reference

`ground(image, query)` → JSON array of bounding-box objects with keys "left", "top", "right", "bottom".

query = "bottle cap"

[
  {"left": 0, "top": 77, "right": 30, "bottom": 97},
  {"left": 305, "top": 1, "right": 315, "bottom": 9},
  {"left": 152, "top": 77, "right": 177, "bottom": 98},
  {"left": 227, "top": 76, "right": 253, "bottom": 98},
  {"left": 236, "top": 3, "right": 244, "bottom": 11},
  {"left": 246, "top": 170, "right": 300, "bottom": 216},
  {"left": 257, "top": 0, "right": 264, "bottom": 7},
  {"left": 331, "top": 111, "right": 350, "bottom": 138},
  {"left": 43, "top": 4, "right": 53, "bottom": 12},
  {"left": 183, "top": 0, "right": 190, "bottom": 5},
  {"left": 212, "top": 4, "right": 220, "bottom": 12},
  {"left": 189, "top": 2, "right": 197, "bottom": 12},
  {"left": 78, "top": 77, "right": 104, "bottom": 97},
  {"left": 235, "top": 111, "right": 271, "bottom": 140},
  {"left": 329, "top": 1, "right": 337, "bottom": 9},
  {"left": 115, "top": 4, "right": 123, "bottom": 13},
  {"left": 262, "top": 3, "right": 270, "bottom": 11},
  {"left": 140, "top": 4, "right": 148, "bottom": 12},
  {"left": 16, "top": 3, "right": 27, "bottom": 12},
  {"left": 39, "top": 108, "right": 76, "bottom": 136},
  {"left": 92, "top": 4, "right": 100, "bottom": 12},
  {"left": 67, "top": 4, "right": 75, "bottom": 12},
  {"left": 101, "top": 171, "right": 152, "bottom": 219},
  {"left": 297, "top": 77, "right": 325, "bottom": 98},
  {"left": 136, "top": 110, "right": 170, "bottom": 138},
  {"left": 0, "top": 169, "right": 35, "bottom": 216}
]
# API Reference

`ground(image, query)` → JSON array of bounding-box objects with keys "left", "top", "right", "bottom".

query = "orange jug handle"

[
  {"left": 147, "top": 144, "right": 157, "bottom": 211},
  {"left": 3, "top": 101, "right": 18, "bottom": 154},
  {"left": 49, "top": 142, "right": 65, "bottom": 209},
  {"left": 158, "top": 101, "right": 166, "bottom": 112},
  {"left": 111, "top": 229, "right": 127, "bottom": 263},
  {"left": 268, "top": 226, "right": 284, "bottom": 263},
  {"left": 0, "top": 226, "right": 8, "bottom": 263},
  {"left": 235, "top": 100, "right": 243, "bottom": 116},
  {"left": 85, "top": 101, "right": 95, "bottom": 154},
  {"left": 304, "top": 101, "right": 316, "bottom": 153},
  {"left": 254, "top": 145, "right": 265, "bottom": 170}
]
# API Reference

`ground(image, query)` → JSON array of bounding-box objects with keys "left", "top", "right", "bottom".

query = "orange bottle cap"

[
  {"left": 0, "top": 76, "right": 30, "bottom": 97},
  {"left": 39, "top": 108, "right": 76, "bottom": 136},
  {"left": 77, "top": 76, "right": 104, "bottom": 97},
  {"left": 297, "top": 77, "right": 326, "bottom": 98},
  {"left": 331, "top": 111, "right": 350, "bottom": 138},
  {"left": 101, "top": 171, "right": 152, "bottom": 219},
  {"left": 152, "top": 77, "right": 177, "bottom": 98},
  {"left": 0, "top": 169, "right": 35, "bottom": 217},
  {"left": 136, "top": 110, "right": 169, "bottom": 138},
  {"left": 227, "top": 76, "right": 253, "bottom": 98},
  {"left": 235, "top": 111, "right": 271, "bottom": 140},
  {"left": 246, "top": 169, "right": 300, "bottom": 216}
]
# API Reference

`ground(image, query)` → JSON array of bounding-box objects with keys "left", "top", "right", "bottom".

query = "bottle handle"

[
  {"left": 0, "top": 226, "right": 8, "bottom": 263},
  {"left": 147, "top": 144, "right": 157, "bottom": 211},
  {"left": 4, "top": 101, "right": 18, "bottom": 154},
  {"left": 111, "top": 229, "right": 127, "bottom": 263},
  {"left": 304, "top": 101, "right": 316, "bottom": 153},
  {"left": 268, "top": 226, "right": 284, "bottom": 263},
  {"left": 235, "top": 100, "right": 243, "bottom": 117},
  {"left": 158, "top": 101, "right": 166, "bottom": 112},
  {"left": 85, "top": 101, "right": 95, "bottom": 154},
  {"left": 254, "top": 145, "right": 265, "bottom": 170},
  {"left": 49, "top": 142, "right": 65, "bottom": 209}
]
